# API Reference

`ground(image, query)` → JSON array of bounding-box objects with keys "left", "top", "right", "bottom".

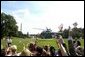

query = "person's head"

[
  {"left": 11, "top": 45, "right": 17, "bottom": 53},
  {"left": 8, "top": 43, "right": 12, "bottom": 47},
  {"left": 73, "top": 40, "right": 76, "bottom": 44},
  {"left": 44, "top": 45, "right": 48, "bottom": 51},
  {"left": 28, "top": 42, "right": 35, "bottom": 51},
  {"left": 62, "top": 43, "right": 67, "bottom": 50},
  {"left": 42, "top": 49, "right": 50, "bottom": 56},
  {"left": 44, "top": 46, "right": 48, "bottom": 51},
  {"left": 73, "top": 40, "right": 78, "bottom": 47},
  {"left": 77, "top": 41, "right": 81, "bottom": 46},
  {"left": 20, "top": 49, "right": 32, "bottom": 56},
  {"left": 50, "top": 46, "right": 55, "bottom": 56},
  {"left": 36, "top": 46, "right": 43, "bottom": 56}
]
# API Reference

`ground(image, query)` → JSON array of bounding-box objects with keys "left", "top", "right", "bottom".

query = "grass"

[{"left": 1, "top": 37, "right": 84, "bottom": 52}]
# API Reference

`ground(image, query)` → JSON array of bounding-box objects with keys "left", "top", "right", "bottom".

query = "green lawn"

[{"left": 1, "top": 37, "right": 84, "bottom": 52}]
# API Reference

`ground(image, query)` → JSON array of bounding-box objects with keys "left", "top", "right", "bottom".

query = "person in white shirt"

[{"left": 6, "top": 35, "right": 12, "bottom": 47}]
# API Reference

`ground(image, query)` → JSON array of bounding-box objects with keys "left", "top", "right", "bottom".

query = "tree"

[
  {"left": 17, "top": 31, "right": 23, "bottom": 38},
  {"left": 72, "top": 22, "right": 79, "bottom": 39},
  {"left": 1, "top": 12, "right": 18, "bottom": 38},
  {"left": 62, "top": 29, "right": 69, "bottom": 38},
  {"left": 71, "top": 27, "right": 84, "bottom": 39},
  {"left": 73, "top": 22, "right": 78, "bottom": 28},
  {"left": 82, "top": 28, "right": 84, "bottom": 38}
]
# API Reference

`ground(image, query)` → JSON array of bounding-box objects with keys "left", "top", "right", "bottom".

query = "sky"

[{"left": 1, "top": 1, "right": 84, "bottom": 34}]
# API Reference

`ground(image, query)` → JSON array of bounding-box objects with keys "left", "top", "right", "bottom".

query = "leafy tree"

[
  {"left": 62, "top": 29, "right": 69, "bottom": 38},
  {"left": 17, "top": 31, "right": 23, "bottom": 38},
  {"left": 1, "top": 12, "right": 18, "bottom": 38},
  {"left": 71, "top": 27, "right": 84, "bottom": 39}
]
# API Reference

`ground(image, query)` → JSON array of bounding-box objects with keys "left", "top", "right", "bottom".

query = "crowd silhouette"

[{"left": 1, "top": 35, "right": 84, "bottom": 56}]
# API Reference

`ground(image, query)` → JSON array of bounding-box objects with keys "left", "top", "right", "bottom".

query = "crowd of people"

[{"left": 1, "top": 35, "right": 84, "bottom": 56}]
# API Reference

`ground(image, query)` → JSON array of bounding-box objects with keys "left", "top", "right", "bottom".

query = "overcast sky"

[{"left": 1, "top": 1, "right": 84, "bottom": 34}]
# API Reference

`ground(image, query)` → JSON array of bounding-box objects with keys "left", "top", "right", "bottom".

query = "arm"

[
  {"left": 56, "top": 38, "right": 68, "bottom": 56},
  {"left": 59, "top": 43, "right": 68, "bottom": 56}
]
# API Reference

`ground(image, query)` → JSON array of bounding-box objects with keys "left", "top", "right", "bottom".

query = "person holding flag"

[
  {"left": 55, "top": 25, "right": 68, "bottom": 56},
  {"left": 55, "top": 35, "right": 68, "bottom": 56}
]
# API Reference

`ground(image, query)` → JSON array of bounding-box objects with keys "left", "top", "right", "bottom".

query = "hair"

[
  {"left": 43, "top": 45, "right": 51, "bottom": 56},
  {"left": 20, "top": 49, "right": 32, "bottom": 56},
  {"left": 62, "top": 43, "right": 67, "bottom": 50},
  {"left": 44, "top": 45, "right": 49, "bottom": 51},
  {"left": 77, "top": 41, "right": 81, "bottom": 46},
  {"left": 11, "top": 45, "right": 17, "bottom": 53},
  {"left": 50, "top": 46, "right": 55, "bottom": 56},
  {"left": 36, "top": 46, "right": 43, "bottom": 56},
  {"left": 28, "top": 42, "right": 35, "bottom": 52},
  {"left": 73, "top": 40, "right": 76, "bottom": 43}
]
